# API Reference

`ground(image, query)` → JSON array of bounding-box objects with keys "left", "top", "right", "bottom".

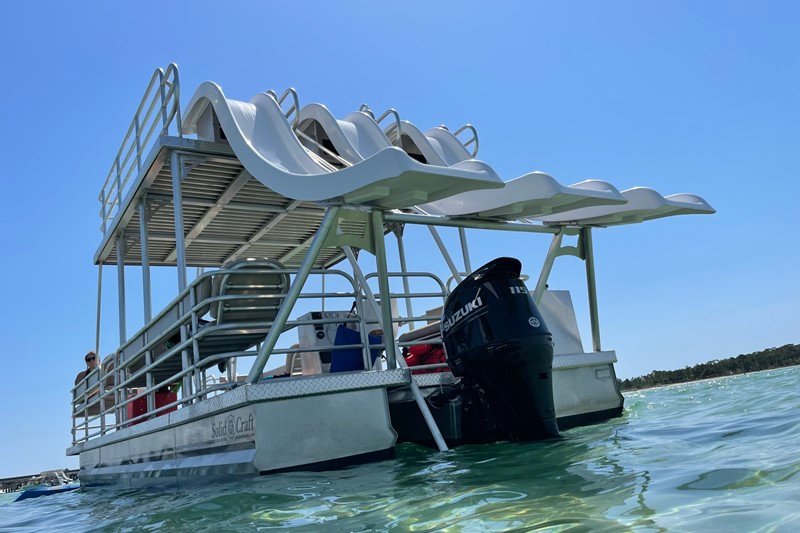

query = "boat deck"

[{"left": 96, "top": 136, "right": 342, "bottom": 269}]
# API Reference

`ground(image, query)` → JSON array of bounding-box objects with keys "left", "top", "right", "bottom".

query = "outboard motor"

[{"left": 442, "top": 257, "right": 560, "bottom": 440}]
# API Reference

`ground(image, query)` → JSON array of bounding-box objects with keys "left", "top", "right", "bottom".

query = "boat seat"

[
  {"left": 398, "top": 322, "right": 442, "bottom": 344},
  {"left": 120, "top": 258, "right": 289, "bottom": 387}
]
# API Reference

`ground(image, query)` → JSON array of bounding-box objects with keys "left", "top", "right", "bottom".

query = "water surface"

[{"left": 2, "top": 367, "right": 799, "bottom": 531}]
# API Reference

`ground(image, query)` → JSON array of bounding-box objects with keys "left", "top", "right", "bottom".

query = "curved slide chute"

[
  {"left": 419, "top": 174, "right": 626, "bottom": 219},
  {"left": 182, "top": 83, "right": 504, "bottom": 208},
  {"left": 298, "top": 103, "right": 628, "bottom": 219},
  {"left": 533, "top": 187, "right": 716, "bottom": 226}
]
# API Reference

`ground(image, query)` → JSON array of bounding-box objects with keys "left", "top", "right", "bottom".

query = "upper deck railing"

[{"left": 98, "top": 64, "right": 182, "bottom": 236}]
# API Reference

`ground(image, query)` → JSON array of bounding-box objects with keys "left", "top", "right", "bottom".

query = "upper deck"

[{"left": 95, "top": 135, "right": 341, "bottom": 269}]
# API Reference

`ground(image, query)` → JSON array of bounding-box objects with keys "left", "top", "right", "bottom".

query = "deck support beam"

[
  {"left": 428, "top": 227, "right": 462, "bottom": 284},
  {"left": 170, "top": 151, "right": 192, "bottom": 400},
  {"left": 170, "top": 152, "right": 188, "bottom": 290},
  {"left": 94, "top": 265, "right": 103, "bottom": 357},
  {"left": 138, "top": 197, "right": 152, "bottom": 323},
  {"left": 582, "top": 227, "right": 602, "bottom": 351},
  {"left": 371, "top": 211, "right": 399, "bottom": 370},
  {"left": 115, "top": 234, "right": 128, "bottom": 426},
  {"left": 394, "top": 230, "right": 415, "bottom": 331},
  {"left": 458, "top": 227, "right": 473, "bottom": 275},
  {"left": 116, "top": 236, "right": 127, "bottom": 344},
  {"left": 532, "top": 230, "right": 565, "bottom": 304},
  {"left": 247, "top": 206, "right": 340, "bottom": 384},
  {"left": 344, "top": 238, "right": 449, "bottom": 453}
]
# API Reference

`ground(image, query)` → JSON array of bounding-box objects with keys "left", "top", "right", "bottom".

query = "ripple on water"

[{"left": 1, "top": 367, "right": 799, "bottom": 531}]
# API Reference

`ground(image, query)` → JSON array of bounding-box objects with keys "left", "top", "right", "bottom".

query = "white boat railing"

[
  {"left": 97, "top": 63, "right": 182, "bottom": 235},
  {"left": 71, "top": 265, "right": 451, "bottom": 445}
]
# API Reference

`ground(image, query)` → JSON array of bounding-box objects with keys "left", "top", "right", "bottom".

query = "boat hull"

[{"left": 70, "top": 374, "right": 401, "bottom": 489}]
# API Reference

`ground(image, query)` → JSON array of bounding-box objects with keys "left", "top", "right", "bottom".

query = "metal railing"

[
  {"left": 70, "top": 265, "right": 456, "bottom": 444},
  {"left": 98, "top": 64, "right": 182, "bottom": 235},
  {"left": 266, "top": 88, "right": 300, "bottom": 128},
  {"left": 71, "top": 267, "right": 385, "bottom": 443},
  {"left": 452, "top": 124, "right": 479, "bottom": 157},
  {"left": 375, "top": 109, "right": 403, "bottom": 146},
  {"left": 356, "top": 104, "right": 403, "bottom": 147}
]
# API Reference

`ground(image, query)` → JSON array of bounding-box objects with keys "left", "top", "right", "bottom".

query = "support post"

[
  {"left": 114, "top": 235, "right": 129, "bottom": 427},
  {"left": 171, "top": 151, "right": 191, "bottom": 398},
  {"left": 189, "top": 286, "right": 203, "bottom": 399},
  {"left": 343, "top": 243, "right": 449, "bottom": 452},
  {"left": 428, "top": 226, "right": 462, "bottom": 284},
  {"left": 95, "top": 265, "right": 102, "bottom": 357},
  {"left": 115, "top": 235, "right": 126, "bottom": 344},
  {"left": 247, "top": 207, "right": 341, "bottom": 383},
  {"left": 458, "top": 228, "right": 472, "bottom": 274},
  {"left": 582, "top": 227, "right": 602, "bottom": 351},
  {"left": 532, "top": 231, "right": 564, "bottom": 304},
  {"left": 170, "top": 151, "right": 187, "bottom": 290},
  {"left": 394, "top": 230, "right": 415, "bottom": 331},
  {"left": 138, "top": 197, "right": 152, "bottom": 324},
  {"left": 145, "top": 347, "right": 155, "bottom": 415},
  {"left": 372, "top": 211, "right": 399, "bottom": 369},
  {"left": 342, "top": 247, "right": 378, "bottom": 370},
  {"left": 140, "top": 193, "right": 154, "bottom": 413}
]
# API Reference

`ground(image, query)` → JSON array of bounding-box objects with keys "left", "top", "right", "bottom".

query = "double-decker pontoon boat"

[{"left": 69, "top": 65, "right": 714, "bottom": 489}]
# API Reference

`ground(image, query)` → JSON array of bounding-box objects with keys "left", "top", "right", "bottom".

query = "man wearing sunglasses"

[{"left": 74, "top": 351, "right": 99, "bottom": 385}]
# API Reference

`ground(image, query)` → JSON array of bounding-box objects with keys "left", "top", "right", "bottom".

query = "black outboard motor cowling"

[{"left": 442, "top": 257, "right": 559, "bottom": 440}]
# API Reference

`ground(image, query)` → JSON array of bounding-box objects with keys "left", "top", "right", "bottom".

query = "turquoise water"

[{"left": 2, "top": 367, "right": 799, "bottom": 532}]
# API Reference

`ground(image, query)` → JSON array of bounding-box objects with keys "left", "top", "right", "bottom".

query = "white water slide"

[
  {"left": 533, "top": 187, "right": 715, "bottom": 226},
  {"left": 296, "top": 104, "right": 628, "bottom": 219},
  {"left": 185, "top": 83, "right": 713, "bottom": 224},
  {"left": 182, "top": 83, "right": 504, "bottom": 208}
]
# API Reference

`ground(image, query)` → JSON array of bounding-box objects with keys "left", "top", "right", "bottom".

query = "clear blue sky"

[{"left": 0, "top": 1, "right": 797, "bottom": 476}]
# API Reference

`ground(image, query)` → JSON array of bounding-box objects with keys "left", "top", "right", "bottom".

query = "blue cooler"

[{"left": 329, "top": 325, "right": 383, "bottom": 372}]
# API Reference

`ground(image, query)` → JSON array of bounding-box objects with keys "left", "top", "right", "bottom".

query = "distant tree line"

[{"left": 618, "top": 344, "right": 800, "bottom": 391}]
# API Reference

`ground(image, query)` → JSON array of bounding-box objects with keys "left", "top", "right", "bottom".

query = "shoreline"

[{"left": 620, "top": 363, "right": 798, "bottom": 393}]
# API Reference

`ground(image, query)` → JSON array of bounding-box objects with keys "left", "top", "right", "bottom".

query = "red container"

[{"left": 126, "top": 392, "right": 178, "bottom": 426}]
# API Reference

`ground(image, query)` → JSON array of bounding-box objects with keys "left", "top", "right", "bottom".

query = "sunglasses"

[{"left": 85, "top": 356, "right": 97, "bottom": 363}]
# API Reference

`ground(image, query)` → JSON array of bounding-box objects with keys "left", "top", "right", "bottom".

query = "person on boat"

[{"left": 74, "top": 351, "right": 99, "bottom": 384}]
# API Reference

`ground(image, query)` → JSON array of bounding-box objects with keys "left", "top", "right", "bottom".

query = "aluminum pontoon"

[{"left": 69, "top": 64, "right": 714, "bottom": 489}]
